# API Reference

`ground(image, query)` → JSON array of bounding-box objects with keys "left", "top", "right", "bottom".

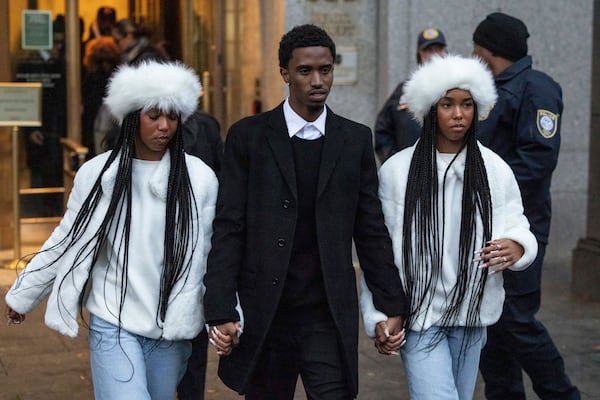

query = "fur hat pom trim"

[
  {"left": 104, "top": 61, "right": 201, "bottom": 124},
  {"left": 403, "top": 54, "right": 497, "bottom": 125}
]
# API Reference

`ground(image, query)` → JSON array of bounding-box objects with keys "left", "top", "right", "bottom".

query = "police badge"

[{"left": 536, "top": 109, "right": 559, "bottom": 138}]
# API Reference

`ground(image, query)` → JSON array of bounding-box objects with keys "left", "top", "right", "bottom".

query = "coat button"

[
  {"left": 282, "top": 200, "right": 291, "bottom": 209},
  {"left": 272, "top": 277, "right": 280, "bottom": 285},
  {"left": 277, "top": 238, "right": 286, "bottom": 247}
]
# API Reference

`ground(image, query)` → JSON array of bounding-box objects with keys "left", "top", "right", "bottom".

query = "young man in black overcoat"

[{"left": 203, "top": 24, "right": 407, "bottom": 399}]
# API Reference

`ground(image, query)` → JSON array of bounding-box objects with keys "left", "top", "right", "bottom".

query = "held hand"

[
  {"left": 208, "top": 322, "right": 242, "bottom": 357},
  {"left": 374, "top": 317, "right": 406, "bottom": 355},
  {"left": 385, "top": 315, "right": 404, "bottom": 335},
  {"left": 474, "top": 239, "right": 524, "bottom": 275},
  {"left": 4, "top": 305, "right": 25, "bottom": 326}
]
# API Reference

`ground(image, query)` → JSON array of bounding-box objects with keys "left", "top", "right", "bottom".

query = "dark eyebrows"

[
  {"left": 440, "top": 94, "right": 474, "bottom": 102},
  {"left": 295, "top": 63, "right": 333, "bottom": 71}
]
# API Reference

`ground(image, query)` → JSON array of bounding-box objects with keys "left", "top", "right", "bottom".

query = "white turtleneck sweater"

[{"left": 86, "top": 158, "right": 167, "bottom": 339}]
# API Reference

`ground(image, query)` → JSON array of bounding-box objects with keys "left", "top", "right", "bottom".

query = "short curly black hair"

[{"left": 278, "top": 24, "right": 336, "bottom": 69}]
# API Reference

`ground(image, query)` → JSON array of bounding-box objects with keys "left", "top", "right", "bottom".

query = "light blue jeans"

[
  {"left": 89, "top": 314, "right": 191, "bottom": 400},
  {"left": 401, "top": 326, "right": 487, "bottom": 400}
]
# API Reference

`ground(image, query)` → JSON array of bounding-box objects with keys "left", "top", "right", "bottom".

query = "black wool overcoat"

[{"left": 203, "top": 103, "right": 407, "bottom": 396}]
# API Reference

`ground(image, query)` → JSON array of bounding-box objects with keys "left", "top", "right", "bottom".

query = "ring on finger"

[
  {"left": 502, "top": 256, "right": 507, "bottom": 263},
  {"left": 496, "top": 244, "right": 502, "bottom": 250}
]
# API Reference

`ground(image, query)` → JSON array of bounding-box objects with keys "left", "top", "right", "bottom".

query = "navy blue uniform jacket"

[
  {"left": 374, "top": 82, "right": 421, "bottom": 163},
  {"left": 203, "top": 103, "right": 407, "bottom": 395},
  {"left": 478, "top": 55, "right": 563, "bottom": 294}
]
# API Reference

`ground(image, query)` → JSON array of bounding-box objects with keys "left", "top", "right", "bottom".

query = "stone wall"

[{"left": 286, "top": 0, "right": 593, "bottom": 266}]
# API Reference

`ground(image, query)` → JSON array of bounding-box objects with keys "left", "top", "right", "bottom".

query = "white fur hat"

[
  {"left": 104, "top": 61, "right": 201, "bottom": 124},
  {"left": 403, "top": 54, "right": 497, "bottom": 125}
]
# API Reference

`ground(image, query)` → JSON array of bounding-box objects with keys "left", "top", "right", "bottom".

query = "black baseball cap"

[{"left": 418, "top": 28, "right": 447, "bottom": 50}]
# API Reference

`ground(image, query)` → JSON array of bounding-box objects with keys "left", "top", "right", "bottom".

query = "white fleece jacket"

[
  {"left": 360, "top": 142, "right": 537, "bottom": 337},
  {"left": 6, "top": 150, "right": 217, "bottom": 340}
]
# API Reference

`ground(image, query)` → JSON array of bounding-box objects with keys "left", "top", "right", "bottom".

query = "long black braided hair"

[{"left": 402, "top": 103, "right": 493, "bottom": 353}]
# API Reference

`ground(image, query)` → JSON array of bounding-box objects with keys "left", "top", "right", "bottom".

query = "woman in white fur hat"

[
  {"left": 4, "top": 60, "right": 218, "bottom": 399},
  {"left": 360, "top": 54, "right": 538, "bottom": 399}
]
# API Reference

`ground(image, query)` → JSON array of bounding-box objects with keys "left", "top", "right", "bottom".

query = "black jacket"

[
  {"left": 374, "top": 82, "right": 421, "bottom": 163},
  {"left": 182, "top": 110, "right": 222, "bottom": 174}
]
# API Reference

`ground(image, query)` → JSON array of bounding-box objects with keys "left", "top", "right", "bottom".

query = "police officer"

[
  {"left": 374, "top": 28, "right": 447, "bottom": 163},
  {"left": 472, "top": 12, "right": 580, "bottom": 400}
]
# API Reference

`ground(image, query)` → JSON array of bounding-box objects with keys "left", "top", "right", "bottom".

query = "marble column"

[
  {"left": 259, "top": 0, "right": 285, "bottom": 111},
  {"left": 65, "top": 0, "right": 81, "bottom": 143},
  {"left": 0, "top": 0, "right": 13, "bottom": 255},
  {"left": 572, "top": 0, "right": 600, "bottom": 301}
]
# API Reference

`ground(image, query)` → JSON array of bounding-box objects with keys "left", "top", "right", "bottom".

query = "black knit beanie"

[{"left": 473, "top": 12, "right": 529, "bottom": 61}]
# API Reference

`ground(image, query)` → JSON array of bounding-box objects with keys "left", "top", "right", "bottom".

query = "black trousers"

[
  {"left": 177, "top": 329, "right": 208, "bottom": 400},
  {"left": 480, "top": 250, "right": 580, "bottom": 400},
  {"left": 245, "top": 319, "right": 352, "bottom": 400}
]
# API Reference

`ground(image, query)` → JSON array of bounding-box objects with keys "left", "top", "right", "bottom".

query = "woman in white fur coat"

[
  {"left": 360, "top": 55, "right": 538, "bottom": 400},
  {"left": 4, "top": 61, "right": 218, "bottom": 399}
]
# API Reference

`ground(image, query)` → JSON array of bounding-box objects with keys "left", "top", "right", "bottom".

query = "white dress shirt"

[{"left": 283, "top": 97, "right": 327, "bottom": 140}]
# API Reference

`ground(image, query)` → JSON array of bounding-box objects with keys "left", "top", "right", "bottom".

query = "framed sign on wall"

[
  {"left": 22, "top": 10, "right": 53, "bottom": 50},
  {"left": 0, "top": 82, "right": 42, "bottom": 127}
]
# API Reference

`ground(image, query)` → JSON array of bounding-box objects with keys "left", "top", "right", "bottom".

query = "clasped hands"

[
  {"left": 208, "top": 321, "right": 242, "bottom": 357},
  {"left": 374, "top": 316, "right": 405, "bottom": 356}
]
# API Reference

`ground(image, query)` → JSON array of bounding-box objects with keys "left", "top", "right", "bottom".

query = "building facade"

[{"left": 0, "top": 0, "right": 595, "bottom": 294}]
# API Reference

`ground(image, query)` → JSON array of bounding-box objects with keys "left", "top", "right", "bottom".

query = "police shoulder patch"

[{"left": 536, "top": 109, "right": 559, "bottom": 138}]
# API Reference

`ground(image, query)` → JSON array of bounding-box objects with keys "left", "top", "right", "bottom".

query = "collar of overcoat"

[{"left": 265, "top": 103, "right": 348, "bottom": 200}]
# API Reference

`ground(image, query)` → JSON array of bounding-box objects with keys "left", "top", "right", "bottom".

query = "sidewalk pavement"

[{"left": 1, "top": 261, "right": 599, "bottom": 399}]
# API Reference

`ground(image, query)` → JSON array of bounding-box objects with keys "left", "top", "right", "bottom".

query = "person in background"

[
  {"left": 202, "top": 24, "right": 407, "bottom": 399},
  {"left": 177, "top": 93, "right": 223, "bottom": 400},
  {"left": 5, "top": 60, "right": 218, "bottom": 400},
  {"left": 112, "top": 18, "right": 166, "bottom": 65},
  {"left": 83, "top": 6, "right": 116, "bottom": 58},
  {"left": 374, "top": 28, "right": 447, "bottom": 163},
  {"left": 81, "top": 36, "right": 120, "bottom": 158},
  {"left": 361, "top": 54, "right": 538, "bottom": 400},
  {"left": 472, "top": 12, "right": 581, "bottom": 400},
  {"left": 180, "top": 110, "right": 222, "bottom": 175},
  {"left": 87, "top": 6, "right": 116, "bottom": 40},
  {"left": 15, "top": 14, "right": 68, "bottom": 216}
]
